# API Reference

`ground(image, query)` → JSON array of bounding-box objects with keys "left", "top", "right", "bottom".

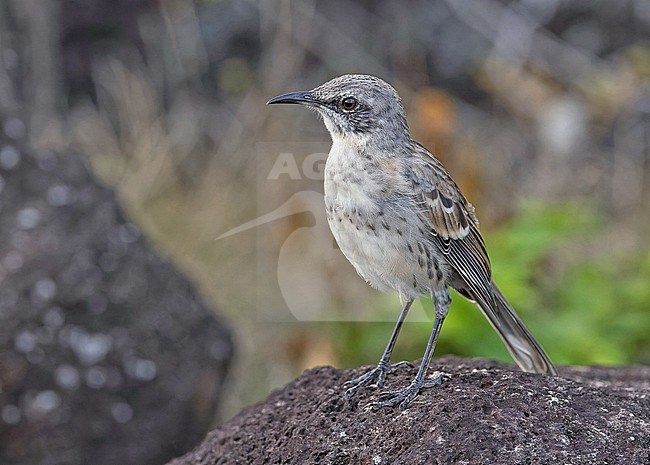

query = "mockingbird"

[{"left": 268, "top": 74, "right": 557, "bottom": 409}]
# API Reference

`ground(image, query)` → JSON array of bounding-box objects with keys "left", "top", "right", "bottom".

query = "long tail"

[{"left": 473, "top": 284, "right": 557, "bottom": 375}]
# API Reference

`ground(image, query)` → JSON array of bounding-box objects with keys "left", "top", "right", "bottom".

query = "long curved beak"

[{"left": 267, "top": 91, "right": 320, "bottom": 106}]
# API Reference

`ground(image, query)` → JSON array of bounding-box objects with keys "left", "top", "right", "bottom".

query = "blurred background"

[{"left": 2, "top": 0, "right": 649, "bottom": 445}]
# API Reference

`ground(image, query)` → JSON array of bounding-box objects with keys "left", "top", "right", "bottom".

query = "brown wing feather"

[
  {"left": 425, "top": 188, "right": 470, "bottom": 240},
  {"left": 409, "top": 143, "right": 494, "bottom": 304}
]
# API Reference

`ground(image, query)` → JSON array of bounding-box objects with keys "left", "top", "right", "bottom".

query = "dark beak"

[{"left": 267, "top": 91, "right": 319, "bottom": 106}]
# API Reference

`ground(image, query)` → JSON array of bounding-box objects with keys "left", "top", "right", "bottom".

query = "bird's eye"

[{"left": 341, "top": 97, "right": 358, "bottom": 111}]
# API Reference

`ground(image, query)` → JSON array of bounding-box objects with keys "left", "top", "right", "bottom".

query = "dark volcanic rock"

[
  {"left": 169, "top": 356, "right": 649, "bottom": 465},
  {"left": 0, "top": 123, "right": 233, "bottom": 465},
  {"left": 0, "top": 3, "right": 233, "bottom": 464}
]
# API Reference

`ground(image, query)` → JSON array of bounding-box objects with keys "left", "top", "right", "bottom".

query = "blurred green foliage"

[{"left": 332, "top": 201, "right": 650, "bottom": 368}]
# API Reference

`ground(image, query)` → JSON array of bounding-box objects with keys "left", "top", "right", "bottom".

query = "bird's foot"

[
  {"left": 343, "top": 360, "right": 413, "bottom": 400},
  {"left": 366, "top": 371, "right": 449, "bottom": 410}
]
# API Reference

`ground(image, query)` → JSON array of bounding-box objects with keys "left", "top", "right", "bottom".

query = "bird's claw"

[
  {"left": 343, "top": 360, "right": 413, "bottom": 400},
  {"left": 387, "top": 360, "right": 414, "bottom": 371},
  {"left": 366, "top": 371, "right": 449, "bottom": 410}
]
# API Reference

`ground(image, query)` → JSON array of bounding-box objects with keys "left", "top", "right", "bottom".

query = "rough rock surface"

[
  {"left": 0, "top": 122, "right": 233, "bottom": 465},
  {"left": 169, "top": 356, "right": 649, "bottom": 465}
]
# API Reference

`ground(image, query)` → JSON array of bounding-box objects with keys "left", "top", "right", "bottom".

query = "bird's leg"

[
  {"left": 343, "top": 299, "right": 414, "bottom": 400},
  {"left": 368, "top": 290, "right": 451, "bottom": 410}
]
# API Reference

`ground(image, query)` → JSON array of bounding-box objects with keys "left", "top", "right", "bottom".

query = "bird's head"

[{"left": 268, "top": 74, "right": 410, "bottom": 145}]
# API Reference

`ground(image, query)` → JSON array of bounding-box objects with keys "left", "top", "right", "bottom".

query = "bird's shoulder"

[
  {"left": 405, "top": 141, "right": 493, "bottom": 292},
  {"left": 406, "top": 141, "right": 479, "bottom": 240}
]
